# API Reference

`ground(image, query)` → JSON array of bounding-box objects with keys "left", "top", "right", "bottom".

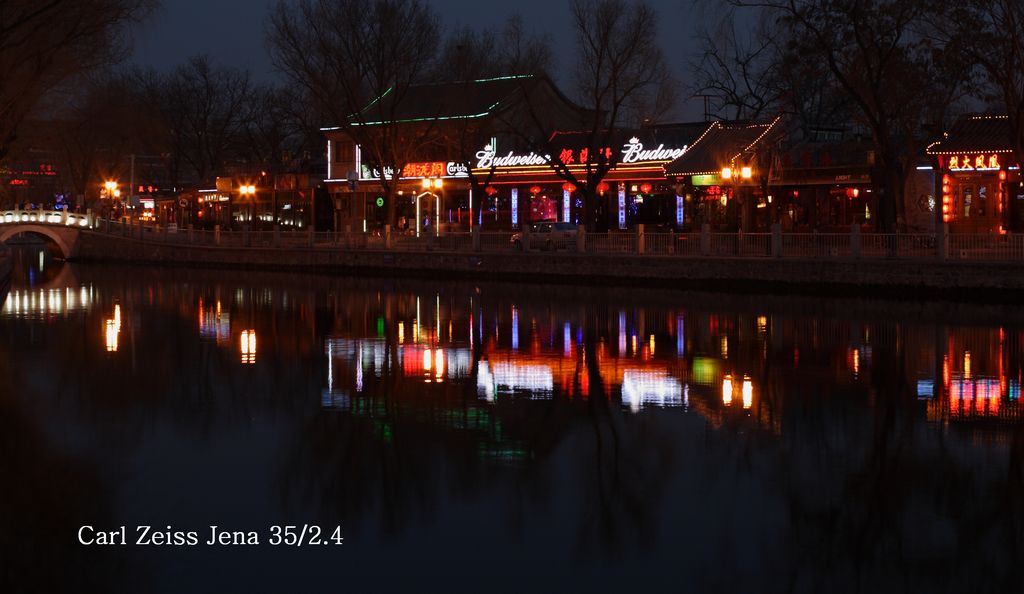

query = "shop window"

[
  {"left": 978, "top": 186, "right": 987, "bottom": 216},
  {"left": 963, "top": 187, "right": 972, "bottom": 218}
]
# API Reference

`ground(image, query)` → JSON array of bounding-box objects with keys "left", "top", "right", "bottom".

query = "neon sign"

[
  {"left": 946, "top": 153, "right": 1002, "bottom": 171},
  {"left": 475, "top": 144, "right": 549, "bottom": 169},
  {"left": 621, "top": 137, "right": 686, "bottom": 164},
  {"left": 474, "top": 139, "right": 688, "bottom": 170},
  {"left": 360, "top": 161, "right": 469, "bottom": 181},
  {"left": 618, "top": 186, "right": 626, "bottom": 229},
  {"left": 511, "top": 188, "right": 519, "bottom": 227}
]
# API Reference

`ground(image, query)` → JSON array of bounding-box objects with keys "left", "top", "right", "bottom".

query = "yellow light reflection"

[
  {"left": 423, "top": 348, "right": 432, "bottom": 371},
  {"left": 240, "top": 329, "right": 257, "bottom": 364},
  {"left": 742, "top": 376, "right": 753, "bottom": 409},
  {"left": 103, "top": 302, "right": 122, "bottom": 352},
  {"left": 649, "top": 334, "right": 655, "bottom": 356},
  {"left": 722, "top": 374, "right": 733, "bottom": 405},
  {"left": 398, "top": 321, "right": 405, "bottom": 344},
  {"left": 434, "top": 348, "right": 445, "bottom": 381},
  {"left": 104, "top": 319, "right": 119, "bottom": 352},
  {"left": 964, "top": 351, "right": 971, "bottom": 379}
]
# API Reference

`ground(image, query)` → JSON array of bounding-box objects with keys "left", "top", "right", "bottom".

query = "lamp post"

[
  {"left": 239, "top": 183, "right": 256, "bottom": 243},
  {"left": 721, "top": 164, "right": 754, "bottom": 231},
  {"left": 418, "top": 177, "right": 443, "bottom": 237}
]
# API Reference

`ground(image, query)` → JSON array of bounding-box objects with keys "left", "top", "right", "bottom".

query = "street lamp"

[
  {"left": 239, "top": 183, "right": 256, "bottom": 227},
  {"left": 417, "top": 178, "right": 443, "bottom": 237}
]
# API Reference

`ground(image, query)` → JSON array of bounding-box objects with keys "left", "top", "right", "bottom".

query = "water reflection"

[{"left": 3, "top": 245, "right": 1024, "bottom": 592}]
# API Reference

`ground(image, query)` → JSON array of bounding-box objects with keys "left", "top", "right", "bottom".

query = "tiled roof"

[
  {"left": 927, "top": 115, "right": 1013, "bottom": 155},
  {"left": 665, "top": 117, "right": 782, "bottom": 176}
]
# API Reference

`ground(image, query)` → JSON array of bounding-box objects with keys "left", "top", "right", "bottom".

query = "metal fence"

[{"left": 5, "top": 211, "right": 1024, "bottom": 263}]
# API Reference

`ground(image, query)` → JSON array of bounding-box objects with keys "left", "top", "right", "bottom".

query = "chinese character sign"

[{"left": 945, "top": 153, "right": 1002, "bottom": 171}]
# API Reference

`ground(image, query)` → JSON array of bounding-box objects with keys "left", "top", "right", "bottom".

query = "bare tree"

[
  {"left": 434, "top": 15, "right": 553, "bottom": 82},
  {"left": 939, "top": 1, "right": 1024, "bottom": 167},
  {"left": 690, "top": 11, "right": 782, "bottom": 121},
  {"left": 511, "top": 0, "right": 676, "bottom": 230},
  {"left": 0, "top": 0, "right": 154, "bottom": 165},
  {"left": 157, "top": 55, "right": 253, "bottom": 184},
  {"left": 268, "top": 0, "right": 441, "bottom": 226},
  {"left": 432, "top": 16, "right": 554, "bottom": 216},
  {"left": 723, "top": 0, "right": 968, "bottom": 231}
]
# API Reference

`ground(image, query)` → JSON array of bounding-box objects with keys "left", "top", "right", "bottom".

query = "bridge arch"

[{"left": 0, "top": 225, "right": 75, "bottom": 259}]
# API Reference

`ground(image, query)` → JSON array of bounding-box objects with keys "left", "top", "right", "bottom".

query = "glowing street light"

[
  {"left": 238, "top": 183, "right": 257, "bottom": 227},
  {"left": 741, "top": 166, "right": 753, "bottom": 180},
  {"left": 720, "top": 167, "right": 733, "bottom": 180}
]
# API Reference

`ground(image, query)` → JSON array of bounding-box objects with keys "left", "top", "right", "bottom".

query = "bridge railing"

[{"left": 1, "top": 209, "right": 93, "bottom": 228}]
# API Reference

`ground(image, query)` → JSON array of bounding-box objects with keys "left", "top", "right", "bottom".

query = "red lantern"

[
  {"left": 529, "top": 185, "right": 542, "bottom": 195},
  {"left": 485, "top": 185, "right": 498, "bottom": 196},
  {"left": 639, "top": 183, "right": 653, "bottom": 194},
  {"left": 562, "top": 182, "right": 576, "bottom": 193},
  {"left": 596, "top": 181, "right": 610, "bottom": 194}
]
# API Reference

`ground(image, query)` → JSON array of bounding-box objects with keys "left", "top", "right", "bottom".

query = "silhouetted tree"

[
  {"left": 268, "top": 0, "right": 441, "bottom": 226},
  {"left": 0, "top": 0, "right": 153, "bottom": 164}
]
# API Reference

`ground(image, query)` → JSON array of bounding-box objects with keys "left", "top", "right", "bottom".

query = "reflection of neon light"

[
  {"left": 742, "top": 377, "right": 753, "bottom": 409},
  {"left": 478, "top": 361, "right": 495, "bottom": 401},
  {"left": 622, "top": 370, "right": 683, "bottom": 412},
  {"left": 564, "top": 322, "right": 571, "bottom": 356},
  {"left": 618, "top": 311, "right": 627, "bottom": 354},
  {"left": 479, "top": 362, "right": 554, "bottom": 396},
  {"left": 692, "top": 357, "right": 719, "bottom": 386},
  {"left": 948, "top": 375, "right": 1003, "bottom": 416},
  {"left": 722, "top": 375, "right": 733, "bottom": 405},
  {"left": 512, "top": 307, "right": 519, "bottom": 350},
  {"left": 916, "top": 380, "right": 934, "bottom": 399},
  {"left": 677, "top": 315, "right": 685, "bottom": 356}
]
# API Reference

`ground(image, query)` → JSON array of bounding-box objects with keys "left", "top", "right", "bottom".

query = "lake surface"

[{"left": 2, "top": 245, "right": 1023, "bottom": 593}]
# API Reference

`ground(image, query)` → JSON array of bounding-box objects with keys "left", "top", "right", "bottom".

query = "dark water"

[{"left": 2, "top": 245, "right": 1023, "bottom": 593}]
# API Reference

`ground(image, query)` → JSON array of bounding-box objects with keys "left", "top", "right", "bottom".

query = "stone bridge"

[{"left": 0, "top": 209, "right": 94, "bottom": 259}]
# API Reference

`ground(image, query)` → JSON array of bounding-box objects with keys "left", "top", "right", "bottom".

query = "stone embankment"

[
  {"left": 71, "top": 230, "right": 1024, "bottom": 302},
  {"left": 0, "top": 244, "right": 12, "bottom": 297}
]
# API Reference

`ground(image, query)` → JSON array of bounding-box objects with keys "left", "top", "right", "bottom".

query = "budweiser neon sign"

[
  {"left": 620, "top": 138, "right": 686, "bottom": 163},
  {"left": 474, "top": 138, "right": 687, "bottom": 170},
  {"left": 475, "top": 145, "right": 549, "bottom": 169}
]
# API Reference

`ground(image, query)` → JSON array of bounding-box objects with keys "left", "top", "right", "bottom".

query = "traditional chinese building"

[
  {"left": 323, "top": 75, "right": 710, "bottom": 233},
  {"left": 476, "top": 123, "right": 702, "bottom": 230},
  {"left": 323, "top": 75, "right": 590, "bottom": 234},
  {"left": 664, "top": 118, "right": 784, "bottom": 232},
  {"left": 927, "top": 115, "right": 1022, "bottom": 233}
]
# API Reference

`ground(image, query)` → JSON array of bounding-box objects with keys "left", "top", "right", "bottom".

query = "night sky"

[{"left": 130, "top": 0, "right": 706, "bottom": 118}]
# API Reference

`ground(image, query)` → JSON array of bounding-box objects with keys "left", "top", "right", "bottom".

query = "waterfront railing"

[{"left": 4, "top": 210, "right": 1024, "bottom": 263}]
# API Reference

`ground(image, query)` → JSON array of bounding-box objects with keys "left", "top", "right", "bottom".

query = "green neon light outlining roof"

[{"left": 320, "top": 75, "right": 535, "bottom": 130}]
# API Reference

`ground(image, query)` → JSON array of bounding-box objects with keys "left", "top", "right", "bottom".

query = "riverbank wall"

[
  {"left": 70, "top": 231, "right": 1024, "bottom": 302},
  {"left": 0, "top": 244, "right": 11, "bottom": 299}
]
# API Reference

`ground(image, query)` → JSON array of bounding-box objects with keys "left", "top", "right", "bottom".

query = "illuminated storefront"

[
  {"left": 665, "top": 118, "right": 783, "bottom": 232},
  {"left": 473, "top": 126, "right": 701, "bottom": 230},
  {"left": 928, "top": 115, "right": 1021, "bottom": 233}
]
